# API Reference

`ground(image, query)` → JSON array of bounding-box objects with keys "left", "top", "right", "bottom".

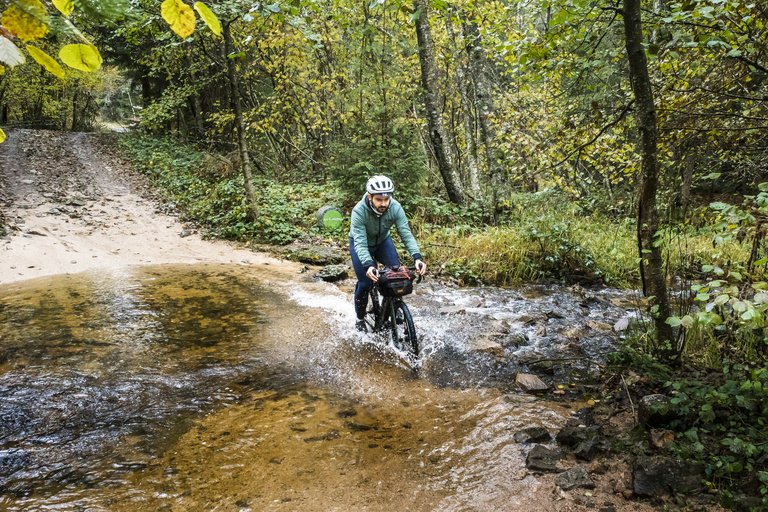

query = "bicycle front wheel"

[
  {"left": 390, "top": 301, "right": 418, "bottom": 357},
  {"left": 365, "top": 286, "right": 382, "bottom": 332}
]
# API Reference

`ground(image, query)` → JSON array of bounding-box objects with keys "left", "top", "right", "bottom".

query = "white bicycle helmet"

[{"left": 366, "top": 175, "right": 394, "bottom": 196}]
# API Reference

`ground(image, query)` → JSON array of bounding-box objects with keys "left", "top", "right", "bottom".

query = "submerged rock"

[
  {"left": 516, "top": 373, "right": 549, "bottom": 392},
  {"left": 555, "top": 465, "right": 595, "bottom": 491},
  {"left": 466, "top": 338, "right": 504, "bottom": 357}
]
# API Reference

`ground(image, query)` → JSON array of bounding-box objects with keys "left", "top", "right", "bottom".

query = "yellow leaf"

[
  {"left": 0, "top": 128, "right": 5, "bottom": 144},
  {"left": 59, "top": 44, "right": 102, "bottom": 72},
  {"left": 52, "top": 0, "right": 74, "bottom": 16},
  {"left": 27, "top": 45, "right": 65, "bottom": 78},
  {"left": 161, "top": 0, "right": 196, "bottom": 39},
  {"left": 1, "top": 0, "right": 49, "bottom": 42},
  {"left": 193, "top": 2, "right": 220, "bottom": 36}
]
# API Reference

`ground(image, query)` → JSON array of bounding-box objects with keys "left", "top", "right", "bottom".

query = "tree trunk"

[
  {"left": 623, "top": 0, "right": 675, "bottom": 349},
  {"left": 679, "top": 136, "right": 698, "bottom": 220},
  {"left": 224, "top": 21, "right": 259, "bottom": 221},
  {"left": 413, "top": 0, "right": 466, "bottom": 205},
  {"left": 445, "top": 14, "right": 481, "bottom": 199},
  {"left": 463, "top": 16, "right": 502, "bottom": 202},
  {"left": 71, "top": 89, "right": 79, "bottom": 132}
]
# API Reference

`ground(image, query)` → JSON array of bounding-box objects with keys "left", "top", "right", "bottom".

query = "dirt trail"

[{"left": 0, "top": 129, "right": 287, "bottom": 285}]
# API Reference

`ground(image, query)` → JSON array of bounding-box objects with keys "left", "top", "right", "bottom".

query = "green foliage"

[
  {"left": 118, "top": 133, "right": 344, "bottom": 245},
  {"left": 666, "top": 184, "right": 768, "bottom": 361},
  {"left": 663, "top": 362, "right": 768, "bottom": 505},
  {"left": 606, "top": 345, "right": 673, "bottom": 386},
  {"left": 328, "top": 121, "right": 427, "bottom": 204}
]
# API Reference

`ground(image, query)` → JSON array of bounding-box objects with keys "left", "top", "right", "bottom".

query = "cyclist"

[{"left": 349, "top": 175, "right": 427, "bottom": 332}]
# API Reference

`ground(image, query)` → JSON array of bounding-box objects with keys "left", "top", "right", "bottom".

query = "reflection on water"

[{"left": 0, "top": 264, "right": 592, "bottom": 511}]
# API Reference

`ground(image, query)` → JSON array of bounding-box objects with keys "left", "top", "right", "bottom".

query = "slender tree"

[
  {"left": 224, "top": 20, "right": 259, "bottom": 220},
  {"left": 622, "top": 0, "right": 675, "bottom": 351},
  {"left": 413, "top": 0, "right": 467, "bottom": 205}
]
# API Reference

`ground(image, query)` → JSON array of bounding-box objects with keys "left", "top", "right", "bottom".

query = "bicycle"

[{"left": 363, "top": 265, "right": 422, "bottom": 357}]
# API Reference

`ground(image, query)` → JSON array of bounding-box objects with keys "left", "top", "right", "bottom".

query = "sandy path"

[{"left": 0, "top": 129, "right": 284, "bottom": 285}]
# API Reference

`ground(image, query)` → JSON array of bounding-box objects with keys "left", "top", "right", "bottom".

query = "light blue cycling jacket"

[{"left": 348, "top": 194, "right": 422, "bottom": 269}]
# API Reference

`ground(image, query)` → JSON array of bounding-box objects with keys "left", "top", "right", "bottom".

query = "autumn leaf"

[
  {"left": 27, "top": 45, "right": 65, "bottom": 78},
  {"left": 161, "top": 0, "right": 196, "bottom": 39},
  {"left": 1, "top": 0, "right": 49, "bottom": 42},
  {"left": 0, "top": 36, "right": 25, "bottom": 67},
  {"left": 52, "top": 0, "right": 74, "bottom": 17},
  {"left": 59, "top": 44, "right": 102, "bottom": 72},
  {"left": 193, "top": 2, "right": 220, "bottom": 36},
  {"left": 0, "top": 128, "right": 5, "bottom": 144}
]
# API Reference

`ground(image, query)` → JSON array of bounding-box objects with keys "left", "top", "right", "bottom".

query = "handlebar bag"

[{"left": 378, "top": 266, "right": 414, "bottom": 297}]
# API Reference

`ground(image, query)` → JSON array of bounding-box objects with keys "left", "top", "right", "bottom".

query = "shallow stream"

[{"left": 0, "top": 263, "right": 640, "bottom": 511}]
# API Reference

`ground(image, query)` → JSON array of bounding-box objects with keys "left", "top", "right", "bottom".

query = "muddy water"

[{"left": 0, "top": 264, "right": 633, "bottom": 511}]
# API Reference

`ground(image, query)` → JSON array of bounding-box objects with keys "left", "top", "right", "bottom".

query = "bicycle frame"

[{"left": 363, "top": 265, "right": 421, "bottom": 356}]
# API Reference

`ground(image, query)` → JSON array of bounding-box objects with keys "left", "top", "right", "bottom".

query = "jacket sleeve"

[
  {"left": 350, "top": 207, "right": 374, "bottom": 268},
  {"left": 393, "top": 205, "right": 422, "bottom": 261}
]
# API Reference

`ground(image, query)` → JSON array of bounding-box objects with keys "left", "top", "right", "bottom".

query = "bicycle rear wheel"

[{"left": 390, "top": 301, "right": 418, "bottom": 357}]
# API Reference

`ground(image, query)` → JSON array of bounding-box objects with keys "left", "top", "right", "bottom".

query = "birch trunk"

[
  {"left": 413, "top": 0, "right": 466, "bottom": 205},
  {"left": 462, "top": 17, "right": 502, "bottom": 199},
  {"left": 445, "top": 15, "right": 481, "bottom": 199}
]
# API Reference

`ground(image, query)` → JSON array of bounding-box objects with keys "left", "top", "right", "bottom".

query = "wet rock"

[
  {"left": 304, "top": 430, "right": 340, "bottom": 442},
  {"left": 555, "top": 465, "right": 595, "bottom": 491},
  {"left": 500, "top": 333, "right": 529, "bottom": 348},
  {"left": 637, "top": 394, "right": 683, "bottom": 428},
  {"left": 467, "top": 338, "right": 504, "bottom": 357},
  {"left": 530, "top": 361, "right": 556, "bottom": 376},
  {"left": 514, "top": 314, "right": 538, "bottom": 325},
  {"left": 283, "top": 244, "right": 346, "bottom": 265},
  {"left": 514, "top": 427, "right": 552, "bottom": 444},
  {"left": 337, "top": 409, "right": 357, "bottom": 418},
  {"left": 525, "top": 445, "right": 564, "bottom": 472},
  {"left": 556, "top": 426, "right": 593, "bottom": 448},
  {"left": 633, "top": 455, "right": 705, "bottom": 497},
  {"left": 534, "top": 324, "right": 547, "bottom": 337},
  {"left": 586, "top": 320, "right": 612, "bottom": 331},
  {"left": 545, "top": 310, "right": 565, "bottom": 319},
  {"left": 517, "top": 351, "right": 546, "bottom": 364},
  {"left": 314, "top": 265, "right": 349, "bottom": 282},
  {"left": 439, "top": 306, "right": 466, "bottom": 315},
  {"left": 515, "top": 373, "right": 549, "bottom": 393},
  {"left": 343, "top": 421, "right": 374, "bottom": 432},
  {"left": 564, "top": 327, "right": 585, "bottom": 339},
  {"left": 574, "top": 436, "right": 605, "bottom": 461}
]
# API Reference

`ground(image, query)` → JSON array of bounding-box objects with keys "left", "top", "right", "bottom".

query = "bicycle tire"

[
  {"left": 390, "top": 301, "right": 418, "bottom": 357},
  {"left": 365, "top": 286, "right": 381, "bottom": 331}
]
